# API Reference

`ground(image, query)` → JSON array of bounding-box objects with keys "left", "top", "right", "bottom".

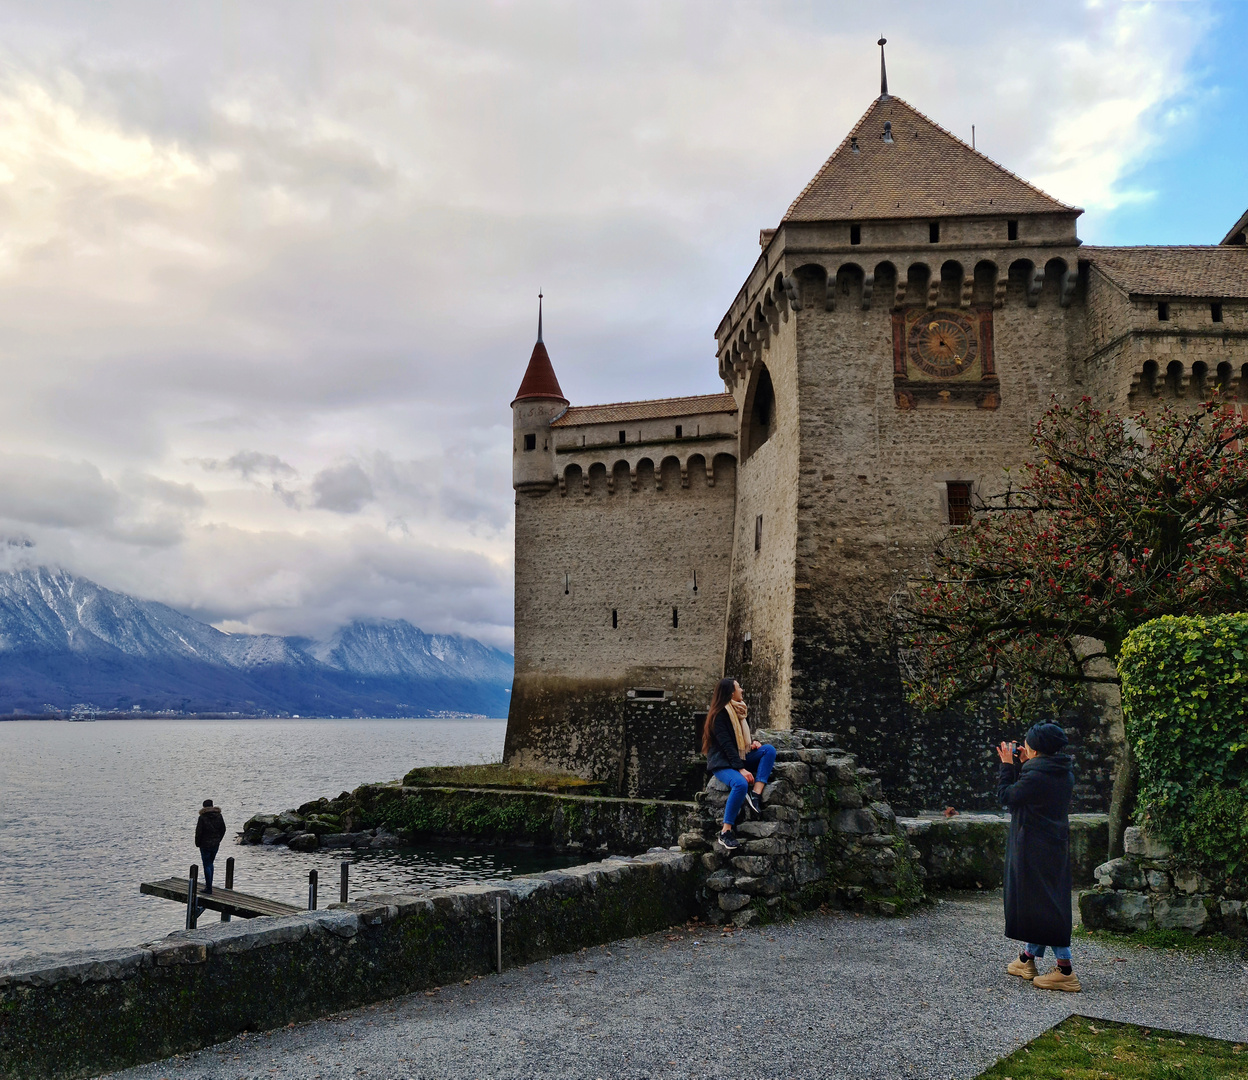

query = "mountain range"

[{"left": 0, "top": 567, "right": 513, "bottom": 718}]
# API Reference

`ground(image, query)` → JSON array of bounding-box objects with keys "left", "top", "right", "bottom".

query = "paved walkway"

[{"left": 106, "top": 892, "right": 1248, "bottom": 1080}]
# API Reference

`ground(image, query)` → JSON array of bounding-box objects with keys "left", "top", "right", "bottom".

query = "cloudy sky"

[{"left": 0, "top": 0, "right": 1242, "bottom": 650}]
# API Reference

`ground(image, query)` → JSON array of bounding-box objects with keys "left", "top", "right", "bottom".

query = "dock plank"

[{"left": 141, "top": 877, "right": 301, "bottom": 919}]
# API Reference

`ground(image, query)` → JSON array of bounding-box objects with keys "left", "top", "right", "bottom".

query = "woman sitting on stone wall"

[
  {"left": 703, "top": 677, "right": 776, "bottom": 853},
  {"left": 997, "top": 722, "right": 1081, "bottom": 993}
]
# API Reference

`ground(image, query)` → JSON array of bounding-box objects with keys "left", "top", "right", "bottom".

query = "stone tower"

[{"left": 511, "top": 300, "right": 567, "bottom": 494}]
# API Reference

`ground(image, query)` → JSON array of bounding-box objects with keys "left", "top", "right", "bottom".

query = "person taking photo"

[{"left": 996, "top": 722, "right": 1080, "bottom": 992}]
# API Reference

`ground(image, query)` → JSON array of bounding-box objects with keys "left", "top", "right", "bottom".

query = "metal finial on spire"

[
  {"left": 537, "top": 291, "right": 543, "bottom": 343},
  {"left": 878, "top": 36, "right": 889, "bottom": 98}
]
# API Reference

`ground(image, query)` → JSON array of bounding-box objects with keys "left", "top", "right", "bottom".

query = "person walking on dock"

[{"left": 195, "top": 800, "right": 227, "bottom": 895}]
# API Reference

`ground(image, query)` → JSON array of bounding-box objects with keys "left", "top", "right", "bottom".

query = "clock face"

[{"left": 907, "top": 310, "right": 980, "bottom": 379}]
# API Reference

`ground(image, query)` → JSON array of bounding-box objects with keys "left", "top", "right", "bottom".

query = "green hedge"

[{"left": 1119, "top": 614, "right": 1248, "bottom": 884}]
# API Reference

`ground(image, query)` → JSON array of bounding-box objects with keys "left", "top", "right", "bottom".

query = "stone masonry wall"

[
  {"left": 1078, "top": 826, "right": 1248, "bottom": 938},
  {"left": 724, "top": 310, "right": 800, "bottom": 730},
  {"left": 0, "top": 851, "right": 700, "bottom": 1080},
  {"left": 677, "top": 729, "right": 923, "bottom": 925},
  {"left": 506, "top": 448, "right": 737, "bottom": 797}
]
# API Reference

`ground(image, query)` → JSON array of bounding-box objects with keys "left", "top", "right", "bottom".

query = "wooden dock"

[{"left": 140, "top": 878, "right": 301, "bottom": 920}]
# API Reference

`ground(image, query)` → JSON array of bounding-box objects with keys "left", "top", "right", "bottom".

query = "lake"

[{"left": 0, "top": 717, "right": 583, "bottom": 962}]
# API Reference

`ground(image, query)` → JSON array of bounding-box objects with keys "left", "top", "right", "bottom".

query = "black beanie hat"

[{"left": 1025, "top": 722, "right": 1068, "bottom": 756}]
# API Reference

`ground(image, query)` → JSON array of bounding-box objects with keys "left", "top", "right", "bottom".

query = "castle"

[{"left": 503, "top": 65, "right": 1248, "bottom": 810}]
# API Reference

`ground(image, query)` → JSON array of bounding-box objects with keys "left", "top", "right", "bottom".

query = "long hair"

[{"left": 701, "top": 677, "right": 738, "bottom": 755}]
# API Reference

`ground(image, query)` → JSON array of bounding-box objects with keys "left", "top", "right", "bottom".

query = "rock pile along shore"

[
  {"left": 1079, "top": 825, "right": 1248, "bottom": 936},
  {"left": 679, "top": 730, "right": 924, "bottom": 926}
]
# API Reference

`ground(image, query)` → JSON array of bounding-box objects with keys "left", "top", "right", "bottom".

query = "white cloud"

[{"left": 0, "top": 0, "right": 1215, "bottom": 646}]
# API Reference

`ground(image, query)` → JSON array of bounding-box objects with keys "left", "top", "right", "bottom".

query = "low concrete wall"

[
  {"left": 899, "top": 813, "right": 1109, "bottom": 891},
  {"left": 242, "top": 783, "right": 695, "bottom": 855},
  {"left": 0, "top": 851, "right": 699, "bottom": 1080}
]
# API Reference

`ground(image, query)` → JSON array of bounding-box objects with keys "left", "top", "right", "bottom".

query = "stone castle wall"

[{"left": 506, "top": 445, "right": 737, "bottom": 797}]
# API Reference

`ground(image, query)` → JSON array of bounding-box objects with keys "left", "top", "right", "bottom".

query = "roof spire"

[
  {"left": 537, "top": 290, "right": 543, "bottom": 343},
  {"left": 878, "top": 36, "right": 889, "bottom": 99}
]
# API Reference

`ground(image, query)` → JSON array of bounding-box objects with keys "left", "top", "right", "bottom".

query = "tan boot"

[
  {"left": 1033, "top": 968, "right": 1082, "bottom": 993},
  {"left": 1007, "top": 955, "right": 1037, "bottom": 980}
]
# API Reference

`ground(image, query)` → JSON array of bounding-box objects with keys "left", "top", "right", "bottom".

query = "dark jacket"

[
  {"left": 195, "top": 807, "right": 227, "bottom": 849},
  {"left": 999, "top": 753, "right": 1075, "bottom": 947},
  {"left": 706, "top": 708, "right": 747, "bottom": 773}
]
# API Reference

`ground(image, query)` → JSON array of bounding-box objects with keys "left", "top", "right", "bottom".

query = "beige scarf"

[{"left": 724, "top": 699, "right": 751, "bottom": 758}]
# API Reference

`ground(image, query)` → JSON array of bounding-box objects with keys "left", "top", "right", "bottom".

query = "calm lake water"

[{"left": 0, "top": 718, "right": 583, "bottom": 962}]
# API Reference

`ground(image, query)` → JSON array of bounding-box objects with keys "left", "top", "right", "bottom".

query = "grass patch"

[
  {"left": 401, "top": 763, "right": 606, "bottom": 794},
  {"left": 1074, "top": 924, "right": 1246, "bottom": 956},
  {"left": 977, "top": 1015, "right": 1246, "bottom": 1079}
]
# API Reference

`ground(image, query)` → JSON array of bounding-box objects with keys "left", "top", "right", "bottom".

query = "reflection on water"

[{"left": 0, "top": 718, "right": 581, "bottom": 962}]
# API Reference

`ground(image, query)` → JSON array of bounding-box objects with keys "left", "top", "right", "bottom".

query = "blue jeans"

[
  {"left": 713, "top": 744, "right": 777, "bottom": 826},
  {"left": 1026, "top": 943, "right": 1071, "bottom": 961},
  {"left": 199, "top": 845, "right": 218, "bottom": 891}
]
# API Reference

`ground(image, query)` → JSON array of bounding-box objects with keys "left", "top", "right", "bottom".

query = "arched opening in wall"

[
  {"left": 905, "top": 263, "right": 931, "bottom": 306},
  {"left": 1217, "top": 362, "right": 1234, "bottom": 396},
  {"left": 874, "top": 261, "right": 897, "bottom": 304},
  {"left": 635, "top": 458, "right": 656, "bottom": 492},
  {"left": 834, "top": 263, "right": 865, "bottom": 308},
  {"left": 660, "top": 455, "right": 682, "bottom": 491},
  {"left": 612, "top": 460, "right": 631, "bottom": 493},
  {"left": 793, "top": 264, "right": 828, "bottom": 310},
  {"left": 1043, "top": 258, "right": 1067, "bottom": 302},
  {"left": 1007, "top": 259, "right": 1035, "bottom": 304},
  {"left": 744, "top": 363, "right": 776, "bottom": 460},
  {"left": 1140, "top": 360, "right": 1159, "bottom": 398},
  {"left": 686, "top": 454, "right": 708, "bottom": 489},
  {"left": 588, "top": 462, "right": 609, "bottom": 497},
  {"left": 563, "top": 463, "right": 583, "bottom": 497},
  {"left": 1165, "top": 361, "right": 1185, "bottom": 398},
  {"left": 712, "top": 453, "right": 737, "bottom": 489},
  {"left": 939, "top": 260, "right": 963, "bottom": 305},
  {"left": 1191, "top": 361, "right": 1209, "bottom": 399},
  {"left": 973, "top": 260, "right": 997, "bottom": 305}
]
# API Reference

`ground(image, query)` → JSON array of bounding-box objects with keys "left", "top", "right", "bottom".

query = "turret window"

[{"left": 523, "top": 434, "right": 536, "bottom": 451}]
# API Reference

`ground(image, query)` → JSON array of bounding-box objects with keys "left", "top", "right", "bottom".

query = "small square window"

[
  {"left": 1158, "top": 302, "right": 1170, "bottom": 321},
  {"left": 1212, "top": 302, "right": 1223, "bottom": 323},
  {"left": 1007, "top": 219, "right": 1019, "bottom": 241},
  {"left": 929, "top": 221, "right": 940, "bottom": 243},
  {"left": 754, "top": 515, "right": 763, "bottom": 552},
  {"left": 946, "top": 481, "right": 973, "bottom": 526},
  {"left": 675, "top": 425, "right": 682, "bottom": 438},
  {"left": 850, "top": 224, "right": 861, "bottom": 245},
  {"left": 618, "top": 430, "right": 626, "bottom": 444},
  {"left": 523, "top": 433, "right": 536, "bottom": 451}
]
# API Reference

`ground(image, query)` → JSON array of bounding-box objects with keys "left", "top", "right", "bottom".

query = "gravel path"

[{"left": 105, "top": 891, "right": 1248, "bottom": 1080}]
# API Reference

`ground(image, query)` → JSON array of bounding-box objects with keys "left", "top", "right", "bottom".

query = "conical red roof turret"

[{"left": 512, "top": 294, "right": 568, "bottom": 405}]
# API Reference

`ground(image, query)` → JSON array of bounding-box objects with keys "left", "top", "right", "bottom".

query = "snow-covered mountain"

[{"left": 0, "top": 567, "right": 512, "bottom": 718}]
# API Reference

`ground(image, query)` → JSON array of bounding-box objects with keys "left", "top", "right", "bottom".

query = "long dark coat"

[{"left": 999, "top": 753, "right": 1075, "bottom": 947}]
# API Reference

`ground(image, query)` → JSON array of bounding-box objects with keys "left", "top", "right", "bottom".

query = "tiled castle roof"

[
  {"left": 1083, "top": 246, "right": 1248, "bottom": 300},
  {"left": 552, "top": 393, "right": 737, "bottom": 427},
  {"left": 512, "top": 340, "right": 567, "bottom": 404},
  {"left": 784, "top": 96, "right": 1076, "bottom": 223}
]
